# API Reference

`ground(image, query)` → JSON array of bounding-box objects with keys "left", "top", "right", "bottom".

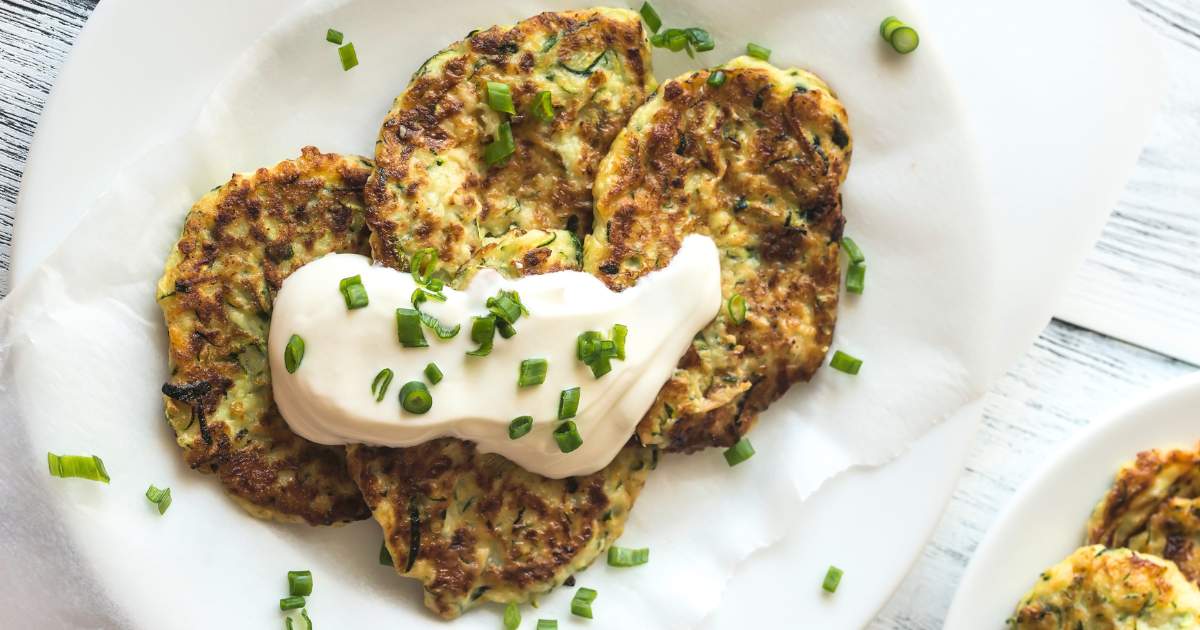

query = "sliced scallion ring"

[
  {"left": 326, "top": 28, "right": 344, "bottom": 45},
  {"left": 830, "top": 350, "right": 863, "bottom": 375},
  {"left": 553, "top": 420, "right": 583, "bottom": 453},
  {"left": 288, "top": 570, "right": 313, "bottom": 597},
  {"left": 144, "top": 484, "right": 172, "bottom": 514},
  {"left": 284, "top": 334, "right": 306, "bottom": 373},
  {"left": 338, "top": 42, "right": 358, "bottom": 71},
  {"left": 879, "top": 16, "right": 904, "bottom": 39},
  {"left": 611, "top": 324, "right": 627, "bottom": 360},
  {"left": 822, "top": 565, "right": 844, "bottom": 593},
  {"left": 418, "top": 310, "right": 461, "bottom": 339},
  {"left": 606, "top": 546, "right": 649, "bottom": 567},
  {"left": 557, "top": 387, "right": 580, "bottom": 420},
  {"left": 707, "top": 69, "right": 727, "bottom": 87},
  {"left": 727, "top": 293, "right": 748, "bottom": 324},
  {"left": 279, "top": 596, "right": 306, "bottom": 611},
  {"left": 518, "top": 358, "right": 548, "bottom": 387},
  {"left": 485, "top": 121, "right": 516, "bottom": 166},
  {"left": 371, "top": 368, "right": 394, "bottom": 402},
  {"left": 465, "top": 315, "right": 497, "bottom": 357},
  {"left": 840, "top": 236, "right": 866, "bottom": 264},
  {"left": 531, "top": 90, "right": 555, "bottom": 123},
  {"left": 570, "top": 587, "right": 598, "bottom": 619},
  {"left": 509, "top": 416, "right": 533, "bottom": 440},
  {"left": 746, "top": 42, "right": 771, "bottom": 61},
  {"left": 639, "top": 1, "right": 662, "bottom": 33},
  {"left": 424, "top": 362, "right": 443, "bottom": 385},
  {"left": 395, "top": 308, "right": 429, "bottom": 348},
  {"left": 846, "top": 263, "right": 866, "bottom": 295},
  {"left": 399, "top": 381, "right": 433, "bottom": 414},
  {"left": 338, "top": 274, "right": 369, "bottom": 310},
  {"left": 409, "top": 248, "right": 438, "bottom": 286},
  {"left": 536, "top": 620, "right": 558, "bottom": 630},
  {"left": 486, "top": 81, "right": 516, "bottom": 115},
  {"left": 47, "top": 453, "right": 110, "bottom": 483},
  {"left": 504, "top": 602, "right": 521, "bottom": 630},
  {"left": 889, "top": 25, "right": 920, "bottom": 54},
  {"left": 723, "top": 437, "right": 755, "bottom": 467}
]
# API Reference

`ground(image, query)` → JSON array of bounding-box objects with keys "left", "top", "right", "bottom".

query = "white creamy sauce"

[{"left": 268, "top": 235, "right": 721, "bottom": 478}]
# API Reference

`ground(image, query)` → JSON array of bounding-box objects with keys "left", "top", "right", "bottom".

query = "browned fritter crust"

[
  {"left": 156, "top": 146, "right": 373, "bottom": 525},
  {"left": 583, "top": 56, "right": 852, "bottom": 452},
  {"left": 364, "top": 7, "right": 655, "bottom": 275},
  {"left": 1141, "top": 497, "right": 1200, "bottom": 583}
]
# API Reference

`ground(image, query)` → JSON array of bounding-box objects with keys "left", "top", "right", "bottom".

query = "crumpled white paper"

[{"left": 0, "top": 0, "right": 1009, "bottom": 627}]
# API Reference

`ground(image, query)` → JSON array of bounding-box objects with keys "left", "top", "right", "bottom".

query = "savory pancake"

[
  {"left": 1137, "top": 498, "right": 1200, "bottom": 583},
  {"left": 1010, "top": 545, "right": 1200, "bottom": 629},
  {"left": 156, "top": 147, "right": 372, "bottom": 525},
  {"left": 364, "top": 7, "right": 655, "bottom": 275},
  {"left": 582, "top": 56, "right": 852, "bottom": 452},
  {"left": 347, "top": 229, "right": 651, "bottom": 619},
  {"left": 1087, "top": 445, "right": 1200, "bottom": 550}
]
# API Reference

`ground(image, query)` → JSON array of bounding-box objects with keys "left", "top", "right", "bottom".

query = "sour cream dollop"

[{"left": 268, "top": 235, "right": 721, "bottom": 478}]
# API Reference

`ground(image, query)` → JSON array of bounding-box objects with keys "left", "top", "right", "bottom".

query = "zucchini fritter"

[
  {"left": 347, "top": 230, "right": 650, "bottom": 619},
  {"left": 582, "top": 56, "right": 852, "bottom": 452},
  {"left": 156, "top": 147, "right": 373, "bottom": 525},
  {"left": 364, "top": 7, "right": 655, "bottom": 275},
  {"left": 1139, "top": 498, "right": 1200, "bottom": 583},
  {"left": 1010, "top": 546, "right": 1200, "bottom": 629}
]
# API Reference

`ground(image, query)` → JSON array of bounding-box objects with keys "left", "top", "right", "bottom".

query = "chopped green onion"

[
  {"left": 144, "top": 484, "right": 171, "bottom": 514},
  {"left": 466, "top": 315, "right": 496, "bottom": 357},
  {"left": 418, "top": 310, "right": 461, "bottom": 339},
  {"left": 531, "top": 90, "right": 555, "bottom": 123},
  {"left": 880, "top": 16, "right": 903, "bottom": 38},
  {"left": 557, "top": 387, "right": 580, "bottom": 420},
  {"left": 399, "top": 381, "right": 433, "bottom": 414},
  {"left": 639, "top": 1, "right": 662, "bottom": 33},
  {"left": 371, "top": 368, "right": 394, "bottom": 402},
  {"left": 488, "top": 290, "right": 526, "bottom": 325},
  {"left": 504, "top": 602, "right": 521, "bottom": 630},
  {"left": 486, "top": 81, "right": 516, "bottom": 115},
  {"left": 338, "top": 42, "right": 358, "bottom": 71},
  {"left": 424, "top": 362, "right": 443, "bottom": 385},
  {"left": 570, "top": 587, "right": 597, "bottom": 619},
  {"left": 685, "top": 27, "right": 715, "bottom": 52},
  {"left": 338, "top": 274, "right": 369, "bottom": 310},
  {"left": 648, "top": 26, "right": 715, "bottom": 56},
  {"left": 518, "top": 358, "right": 548, "bottom": 387},
  {"left": 889, "top": 25, "right": 919, "bottom": 54},
  {"left": 553, "top": 421, "right": 583, "bottom": 453},
  {"left": 412, "top": 286, "right": 447, "bottom": 306},
  {"left": 846, "top": 263, "right": 866, "bottom": 294},
  {"left": 379, "top": 540, "right": 393, "bottom": 566},
  {"left": 727, "top": 293, "right": 748, "bottom": 324},
  {"left": 707, "top": 70, "right": 727, "bottom": 87},
  {"left": 723, "top": 437, "right": 755, "bottom": 466},
  {"left": 284, "top": 334, "right": 306, "bottom": 373},
  {"left": 496, "top": 318, "right": 517, "bottom": 339},
  {"left": 612, "top": 324, "right": 627, "bottom": 360},
  {"left": 46, "top": 452, "right": 110, "bottom": 483},
  {"left": 830, "top": 350, "right": 863, "bottom": 375},
  {"left": 485, "top": 121, "right": 516, "bottom": 166},
  {"left": 841, "top": 237, "right": 866, "bottom": 264},
  {"left": 536, "top": 620, "right": 557, "bottom": 630},
  {"left": 395, "top": 308, "right": 429, "bottom": 348},
  {"left": 285, "top": 609, "right": 313, "bottom": 630},
  {"left": 746, "top": 42, "right": 771, "bottom": 61},
  {"left": 409, "top": 248, "right": 438, "bottom": 286},
  {"left": 509, "top": 416, "right": 533, "bottom": 440},
  {"left": 288, "top": 570, "right": 313, "bottom": 597},
  {"left": 280, "top": 596, "right": 306, "bottom": 611},
  {"left": 606, "top": 546, "right": 649, "bottom": 567},
  {"left": 822, "top": 565, "right": 844, "bottom": 593},
  {"left": 576, "top": 331, "right": 603, "bottom": 361},
  {"left": 326, "top": 28, "right": 344, "bottom": 45}
]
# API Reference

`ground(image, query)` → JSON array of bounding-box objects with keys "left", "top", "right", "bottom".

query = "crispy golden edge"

[{"left": 156, "top": 146, "right": 373, "bottom": 525}]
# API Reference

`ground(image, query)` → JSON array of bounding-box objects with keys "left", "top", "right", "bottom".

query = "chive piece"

[
  {"left": 395, "top": 308, "right": 429, "bottom": 348},
  {"left": 399, "top": 381, "right": 433, "bottom": 414},
  {"left": 570, "top": 587, "right": 597, "bottom": 619},
  {"left": 746, "top": 42, "right": 771, "bottom": 61},
  {"left": 496, "top": 318, "right": 517, "bottom": 339},
  {"left": 639, "top": 1, "right": 662, "bottom": 33},
  {"left": 46, "top": 452, "right": 110, "bottom": 483},
  {"left": 723, "top": 437, "right": 755, "bottom": 466},
  {"left": 338, "top": 42, "right": 358, "bottom": 71},
  {"left": 822, "top": 565, "right": 844, "bottom": 593},
  {"left": 504, "top": 602, "right": 521, "bottom": 630},
  {"left": 536, "top": 621, "right": 557, "bottom": 630},
  {"left": 144, "top": 484, "right": 171, "bottom": 514},
  {"left": 284, "top": 334, "right": 306, "bottom": 373},
  {"left": 466, "top": 315, "right": 497, "bottom": 357},
  {"left": 880, "top": 16, "right": 903, "bottom": 38},
  {"left": 830, "top": 350, "right": 863, "bottom": 375},
  {"left": 889, "top": 25, "right": 920, "bottom": 54},
  {"left": 409, "top": 248, "right": 438, "bottom": 286},
  {"left": 518, "top": 358, "right": 548, "bottom": 387},
  {"left": 299, "top": 609, "right": 313, "bottom": 630},
  {"left": 487, "top": 290, "right": 526, "bottom": 325},
  {"left": 707, "top": 70, "right": 727, "bottom": 87},
  {"left": 485, "top": 121, "right": 516, "bottom": 166},
  {"left": 338, "top": 274, "right": 369, "bottom": 310},
  {"left": 685, "top": 27, "right": 715, "bottom": 52},
  {"left": 418, "top": 311, "right": 461, "bottom": 339},
  {"left": 379, "top": 540, "right": 393, "bottom": 566},
  {"left": 612, "top": 324, "right": 627, "bottom": 360},
  {"left": 606, "top": 546, "right": 649, "bottom": 567},
  {"left": 412, "top": 286, "right": 447, "bottom": 306},
  {"left": 728, "top": 293, "right": 748, "bottom": 324},
  {"left": 846, "top": 263, "right": 866, "bottom": 294},
  {"left": 280, "top": 596, "right": 306, "bottom": 611},
  {"left": 553, "top": 421, "right": 583, "bottom": 453},
  {"left": 288, "top": 570, "right": 313, "bottom": 597},
  {"left": 371, "top": 368, "right": 394, "bottom": 402},
  {"left": 509, "top": 416, "right": 533, "bottom": 440},
  {"left": 326, "top": 28, "right": 344, "bottom": 45},
  {"left": 576, "top": 331, "right": 603, "bottom": 361},
  {"left": 486, "top": 81, "right": 516, "bottom": 115},
  {"left": 424, "top": 363, "right": 443, "bottom": 385},
  {"left": 557, "top": 387, "right": 580, "bottom": 420},
  {"left": 841, "top": 237, "right": 866, "bottom": 264},
  {"left": 531, "top": 90, "right": 555, "bottom": 123}
]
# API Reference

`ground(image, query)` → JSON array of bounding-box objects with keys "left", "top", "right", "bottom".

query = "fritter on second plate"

[
  {"left": 582, "top": 56, "right": 852, "bottom": 452},
  {"left": 347, "top": 230, "right": 651, "bottom": 619},
  {"left": 156, "top": 147, "right": 372, "bottom": 525},
  {"left": 1010, "top": 545, "right": 1200, "bottom": 628},
  {"left": 1138, "top": 497, "right": 1200, "bottom": 583},
  {"left": 364, "top": 7, "right": 655, "bottom": 275},
  {"left": 1087, "top": 445, "right": 1200, "bottom": 550}
]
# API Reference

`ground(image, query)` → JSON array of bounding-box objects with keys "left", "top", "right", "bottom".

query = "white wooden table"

[{"left": 1, "top": 1, "right": 1196, "bottom": 627}]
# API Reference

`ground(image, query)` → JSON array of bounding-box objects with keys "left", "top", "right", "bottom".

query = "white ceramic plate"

[{"left": 946, "top": 372, "right": 1200, "bottom": 628}]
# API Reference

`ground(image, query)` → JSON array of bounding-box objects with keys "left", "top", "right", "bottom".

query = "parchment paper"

[{"left": 0, "top": 0, "right": 1070, "bottom": 627}]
